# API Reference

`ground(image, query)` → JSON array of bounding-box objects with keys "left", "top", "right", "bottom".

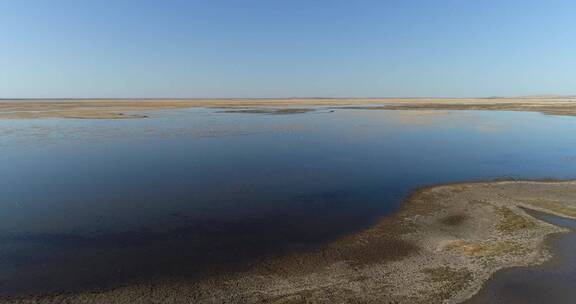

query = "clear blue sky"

[{"left": 1, "top": 0, "right": 575, "bottom": 98}]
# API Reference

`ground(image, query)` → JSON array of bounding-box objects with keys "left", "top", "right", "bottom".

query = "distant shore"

[
  {"left": 3, "top": 180, "right": 576, "bottom": 303},
  {"left": 1, "top": 96, "right": 576, "bottom": 119}
]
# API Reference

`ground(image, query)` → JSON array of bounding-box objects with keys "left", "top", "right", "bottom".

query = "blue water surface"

[{"left": 1, "top": 108, "right": 575, "bottom": 295}]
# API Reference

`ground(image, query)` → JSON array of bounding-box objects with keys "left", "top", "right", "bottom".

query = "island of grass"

[{"left": 3, "top": 180, "right": 576, "bottom": 303}]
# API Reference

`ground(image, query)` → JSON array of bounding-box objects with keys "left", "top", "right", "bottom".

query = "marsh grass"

[
  {"left": 497, "top": 207, "right": 537, "bottom": 232},
  {"left": 440, "top": 214, "right": 469, "bottom": 226},
  {"left": 423, "top": 266, "right": 473, "bottom": 300},
  {"left": 523, "top": 199, "right": 576, "bottom": 218},
  {"left": 446, "top": 240, "right": 523, "bottom": 257}
]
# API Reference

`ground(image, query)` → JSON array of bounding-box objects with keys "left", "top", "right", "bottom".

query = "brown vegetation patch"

[
  {"left": 440, "top": 214, "right": 469, "bottom": 226},
  {"left": 445, "top": 240, "right": 523, "bottom": 257},
  {"left": 333, "top": 237, "right": 419, "bottom": 266},
  {"left": 496, "top": 207, "right": 537, "bottom": 232},
  {"left": 423, "top": 266, "right": 474, "bottom": 301},
  {"left": 376, "top": 103, "right": 576, "bottom": 117},
  {"left": 523, "top": 199, "right": 576, "bottom": 218}
]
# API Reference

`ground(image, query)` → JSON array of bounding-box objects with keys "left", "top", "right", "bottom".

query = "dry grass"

[
  {"left": 522, "top": 199, "right": 576, "bottom": 218},
  {"left": 379, "top": 102, "right": 576, "bottom": 116},
  {"left": 423, "top": 266, "right": 469, "bottom": 283},
  {"left": 439, "top": 214, "right": 469, "bottom": 226},
  {"left": 423, "top": 266, "right": 473, "bottom": 301},
  {"left": 496, "top": 207, "right": 537, "bottom": 232},
  {"left": 445, "top": 240, "right": 524, "bottom": 257}
]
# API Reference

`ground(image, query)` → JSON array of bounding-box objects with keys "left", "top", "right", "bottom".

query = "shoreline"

[
  {"left": 2, "top": 180, "right": 576, "bottom": 303},
  {"left": 1, "top": 97, "right": 576, "bottom": 119},
  {"left": 464, "top": 209, "right": 576, "bottom": 303}
]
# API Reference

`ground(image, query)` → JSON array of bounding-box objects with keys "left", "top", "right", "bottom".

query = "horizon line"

[{"left": 2, "top": 95, "right": 576, "bottom": 101}]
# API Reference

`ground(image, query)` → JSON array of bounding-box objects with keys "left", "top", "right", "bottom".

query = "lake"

[{"left": 1, "top": 108, "right": 576, "bottom": 296}]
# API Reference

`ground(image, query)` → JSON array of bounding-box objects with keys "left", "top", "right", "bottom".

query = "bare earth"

[
  {"left": 3, "top": 180, "right": 576, "bottom": 304},
  {"left": 1, "top": 96, "right": 576, "bottom": 119}
]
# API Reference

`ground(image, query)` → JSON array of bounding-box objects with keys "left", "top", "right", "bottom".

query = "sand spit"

[
  {"left": 3, "top": 180, "right": 576, "bottom": 304},
  {"left": 1, "top": 97, "right": 576, "bottom": 119}
]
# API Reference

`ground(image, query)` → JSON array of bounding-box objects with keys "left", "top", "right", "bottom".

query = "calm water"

[{"left": 1, "top": 108, "right": 576, "bottom": 296}]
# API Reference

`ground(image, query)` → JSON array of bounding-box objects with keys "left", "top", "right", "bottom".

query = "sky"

[{"left": 0, "top": 0, "right": 575, "bottom": 98}]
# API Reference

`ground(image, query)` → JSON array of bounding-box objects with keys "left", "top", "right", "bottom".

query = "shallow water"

[
  {"left": 466, "top": 211, "right": 576, "bottom": 304},
  {"left": 1, "top": 108, "right": 576, "bottom": 296}
]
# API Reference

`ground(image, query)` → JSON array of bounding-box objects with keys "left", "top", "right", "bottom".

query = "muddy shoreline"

[
  {"left": 2, "top": 180, "right": 576, "bottom": 303},
  {"left": 1, "top": 97, "right": 576, "bottom": 119}
]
